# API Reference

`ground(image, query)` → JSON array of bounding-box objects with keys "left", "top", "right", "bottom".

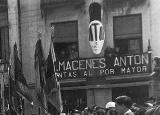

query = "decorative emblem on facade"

[
  {"left": 89, "top": 20, "right": 105, "bottom": 54},
  {"left": 89, "top": 2, "right": 105, "bottom": 54}
]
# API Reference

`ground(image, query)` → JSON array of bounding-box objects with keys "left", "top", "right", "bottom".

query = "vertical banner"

[
  {"left": 45, "top": 25, "right": 63, "bottom": 114},
  {"left": 34, "top": 37, "right": 48, "bottom": 113}
]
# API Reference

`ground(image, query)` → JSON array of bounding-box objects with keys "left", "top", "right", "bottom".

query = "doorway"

[{"left": 62, "top": 89, "right": 87, "bottom": 113}]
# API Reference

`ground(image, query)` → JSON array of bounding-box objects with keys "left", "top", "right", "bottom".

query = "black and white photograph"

[{"left": 0, "top": 0, "right": 160, "bottom": 115}]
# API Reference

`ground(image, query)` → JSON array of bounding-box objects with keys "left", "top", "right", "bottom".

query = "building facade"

[{"left": 1, "top": 0, "right": 160, "bottom": 114}]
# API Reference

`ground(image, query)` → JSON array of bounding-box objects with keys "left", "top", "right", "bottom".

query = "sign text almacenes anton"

[{"left": 54, "top": 54, "right": 150, "bottom": 80}]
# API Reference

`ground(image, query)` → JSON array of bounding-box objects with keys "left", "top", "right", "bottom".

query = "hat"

[
  {"left": 105, "top": 102, "right": 115, "bottom": 109},
  {"left": 145, "top": 103, "right": 153, "bottom": 107}
]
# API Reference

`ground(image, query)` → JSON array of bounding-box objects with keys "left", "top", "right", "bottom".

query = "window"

[
  {"left": 52, "top": 21, "right": 78, "bottom": 60},
  {"left": 113, "top": 14, "right": 142, "bottom": 55},
  {"left": 0, "top": 27, "right": 9, "bottom": 60}
]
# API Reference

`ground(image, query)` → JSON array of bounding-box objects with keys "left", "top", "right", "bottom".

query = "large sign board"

[{"left": 54, "top": 53, "right": 150, "bottom": 80}]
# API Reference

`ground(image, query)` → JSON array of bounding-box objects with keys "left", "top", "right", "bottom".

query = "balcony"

[{"left": 40, "top": 0, "right": 85, "bottom": 9}]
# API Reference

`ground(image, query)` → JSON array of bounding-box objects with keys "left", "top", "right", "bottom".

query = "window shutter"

[
  {"left": 113, "top": 14, "right": 142, "bottom": 39},
  {"left": 52, "top": 21, "right": 78, "bottom": 43}
]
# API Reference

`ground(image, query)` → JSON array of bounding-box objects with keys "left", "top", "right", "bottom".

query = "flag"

[
  {"left": 13, "top": 43, "right": 33, "bottom": 104},
  {"left": 45, "top": 30, "right": 56, "bottom": 93},
  {"left": 9, "top": 75, "right": 16, "bottom": 107},
  {"left": 8, "top": 66, "right": 19, "bottom": 115},
  {"left": 45, "top": 34, "right": 63, "bottom": 113},
  {"left": 34, "top": 38, "right": 47, "bottom": 112},
  {"left": 14, "top": 44, "right": 28, "bottom": 87},
  {"left": 47, "top": 82, "right": 63, "bottom": 113},
  {"left": 45, "top": 48, "right": 57, "bottom": 94}
]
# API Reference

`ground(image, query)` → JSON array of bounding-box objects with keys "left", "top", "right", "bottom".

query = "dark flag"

[
  {"left": 9, "top": 75, "right": 16, "bottom": 107},
  {"left": 34, "top": 36, "right": 47, "bottom": 113},
  {"left": 13, "top": 43, "right": 33, "bottom": 105},
  {"left": 47, "top": 81, "right": 63, "bottom": 113},
  {"left": 45, "top": 26, "right": 63, "bottom": 113},
  {"left": 7, "top": 67, "right": 18, "bottom": 115},
  {"left": 45, "top": 45, "right": 56, "bottom": 94}
]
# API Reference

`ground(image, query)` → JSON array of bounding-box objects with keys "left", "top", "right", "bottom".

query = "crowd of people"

[{"left": 68, "top": 95, "right": 160, "bottom": 115}]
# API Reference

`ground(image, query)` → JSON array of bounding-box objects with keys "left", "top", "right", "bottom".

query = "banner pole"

[
  {"left": 8, "top": 66, "right": 10, "bottom": 115},
  {"left": 1, "top": 72, "right": 5, "bottom": 114}
]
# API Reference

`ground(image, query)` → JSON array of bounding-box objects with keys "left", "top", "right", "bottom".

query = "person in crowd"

[
  {"left": 95, "top": 106, "right": 106, "bottom": 115},
  {"left": 131, "top": 103, "right": 147, "bottom": 115},
  {"left": 145, "top": 97, "right": 156, "bottom": 106},
  {"left": 59, "top": 48, "right": 69, "bottom": 60},
  {"left": 82, "top": 107, "right": 89, "bottom": 115},
  {"left": 105, "top": 101, "right": 117, "bottom": 115},
  {"left": 106, "top": 101, "right": 116, "bottom": 110},
  {"left": 68, "top": 44, "right": 78, "bottom": 59},
  {"left": 145, "top": 98, "right": 160, "bottom": 115},
  {"left": 115, "top": 95, "right": 134, "bottom": 115},
  {"left": 82, "top": 105, "right": 106, "bottom": 115},
  {"left": 71, "top": 109, "right": 81, "bottom": 115}
]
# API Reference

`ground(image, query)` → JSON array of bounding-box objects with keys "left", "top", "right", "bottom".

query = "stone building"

[{"left": 1, "top": 0, "right": 160, "bottom": 114}]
